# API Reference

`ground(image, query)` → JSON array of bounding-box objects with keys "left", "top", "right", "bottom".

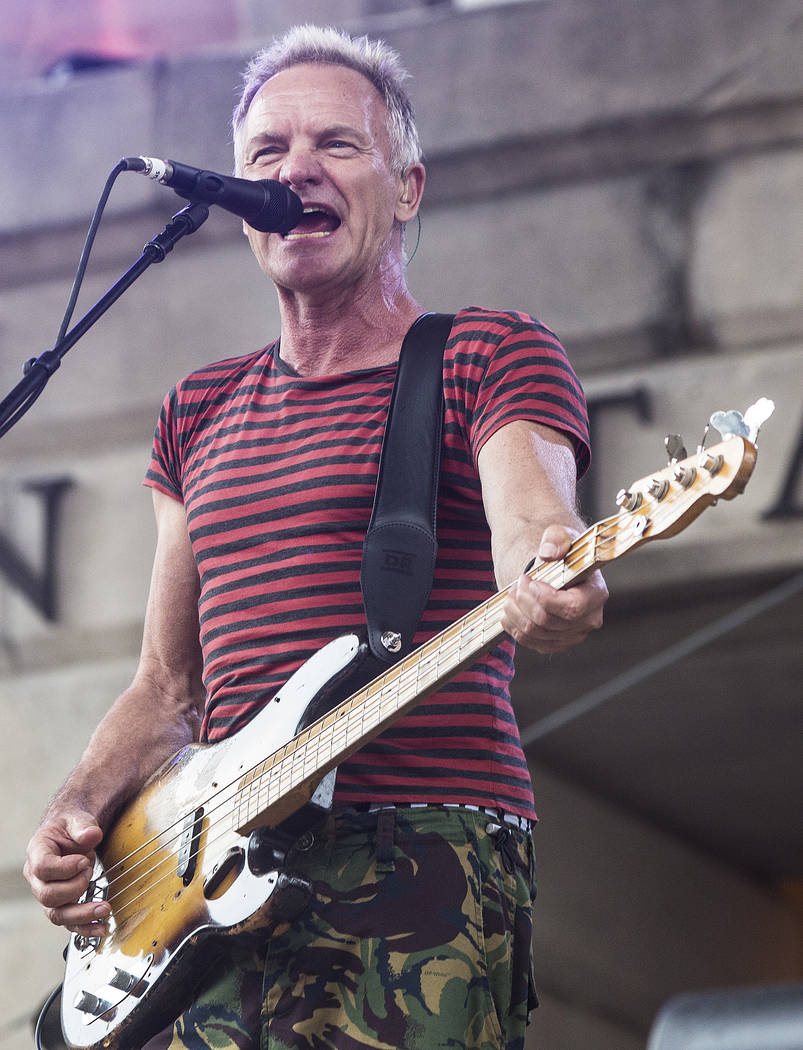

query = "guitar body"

[{"left": 61, "top": 633, "right": 369, "bottom": 1050}]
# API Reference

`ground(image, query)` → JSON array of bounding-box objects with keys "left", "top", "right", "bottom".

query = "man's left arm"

[{"left": 478, "top": 418, "right": 608, "bottom": 654}]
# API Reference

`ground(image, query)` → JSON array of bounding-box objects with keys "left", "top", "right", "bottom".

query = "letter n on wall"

[{"left": 0, "top": 477, "right": 73, "bottom": 621}]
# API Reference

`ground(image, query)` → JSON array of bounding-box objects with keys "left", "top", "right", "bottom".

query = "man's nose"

[{"left": 278, "top": 146, "right": 322, "bottom": 189}]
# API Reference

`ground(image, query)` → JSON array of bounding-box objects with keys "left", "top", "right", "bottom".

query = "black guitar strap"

[{"left": 361, "top": 312, "right": 454, "bottom": 664}]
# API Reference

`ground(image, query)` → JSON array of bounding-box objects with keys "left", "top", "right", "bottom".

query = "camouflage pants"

[{"left": 145, "top": 806, "right": 537, "bottom": 1050}]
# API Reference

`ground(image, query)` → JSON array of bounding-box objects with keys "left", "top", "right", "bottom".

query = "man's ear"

[{"left": 395, "top": 162, "right": 426, "bottom": 222}]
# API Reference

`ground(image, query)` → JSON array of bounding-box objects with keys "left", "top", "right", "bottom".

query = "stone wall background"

[{"left": 1, "top": 2, "right": 801, "bottom": 1048}]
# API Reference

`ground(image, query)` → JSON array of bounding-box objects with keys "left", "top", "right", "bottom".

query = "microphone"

[{"left": 122, "top": 156, "right": 303, "bottom": 234}]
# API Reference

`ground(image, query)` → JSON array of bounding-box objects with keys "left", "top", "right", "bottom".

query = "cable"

[
  {"left": 0, "top": 161, "right": 129, "bottom": 441},
  {"left": 34, "top": 983, "right": 62, "bottom": 1050},
  {"left": 55, "top": 159, "right": 128, "bottom": 342},
  {"left": 405, "top": 212, "right": 422, "bottom": 265}
]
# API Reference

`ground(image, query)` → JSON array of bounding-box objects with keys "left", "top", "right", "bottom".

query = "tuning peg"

[
  {"left": 710, "top": 399, "right": 775, "bottom": 443},
  {"left": 665, "top": 434, "right": 686, "bottom": 462},
  {"left": 648, "top": 478, "right": 669, "bottom": 500},
  {"left": 697, "top": 449, "right": 724, "bottom": 476},
  {"left": 616, "top": 488, "right": 642, "bottom": 512},
  {"left": 743, "top": 397, "right": 775, "bottom": 443},
  {"left": 709, "top": 409, "right": 749, "bottom": 440},
  {"left": 673, "top": 464, "right": 697, "bottom": 488}
]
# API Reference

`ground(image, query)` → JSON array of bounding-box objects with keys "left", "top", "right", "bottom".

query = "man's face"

[{"left": 238, "top": 62, "right": 410, "bottom": 298}]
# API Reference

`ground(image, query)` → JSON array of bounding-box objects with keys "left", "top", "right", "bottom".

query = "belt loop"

[{"left": 375, "top": 807, "right": 396, "bottom": 873}]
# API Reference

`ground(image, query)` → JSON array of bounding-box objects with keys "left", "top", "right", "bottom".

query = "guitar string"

[
  {"left": 82, "top": 509, "right": 630, "bottom": 931},
  {"left": 79, "top": 504, "right": 656, "bottom": 935},
  {"left": 83, "top": 591, "right": 551, "bottom": 928},
  {"left": 81, "top": 500, "right": 697, "bottom": 951},
  {"left": 81, "top": 499, "right": 673, "bottom": 937},
  {"left": 77, "top": 641, "right": 477, "bottom": 938},
  {"left": 94, "top": 620, "right": 502, "bottom": 930},
  {"left": 91, "top": 583, "right": 514, "bottom": 922},
  {"left": 83, "top": 477, "right": 711, "bottom": 935}
]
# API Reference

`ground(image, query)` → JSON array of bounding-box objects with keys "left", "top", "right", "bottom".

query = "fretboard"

[{"left": 231, "top": 519, "right": 613, "bottom": 830}]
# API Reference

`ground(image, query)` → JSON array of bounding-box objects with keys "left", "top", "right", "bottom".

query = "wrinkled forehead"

[{"left": 235, "top": 62, "right": 393, "bottom": 163}]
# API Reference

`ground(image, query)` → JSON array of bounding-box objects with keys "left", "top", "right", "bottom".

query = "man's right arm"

[{"left": 23, "top": 490, "right": 205, "bottom": 936}]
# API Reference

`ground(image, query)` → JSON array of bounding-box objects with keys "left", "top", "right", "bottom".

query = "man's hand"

[
  {"left": 24, "top": 808, "right": 111, "bottom": 936},
  {"left": 501, "top": 524, "right": 607, "bottom": 654},
  {"left": 23, "top": 492, "right": 205, "bottom": 939}
]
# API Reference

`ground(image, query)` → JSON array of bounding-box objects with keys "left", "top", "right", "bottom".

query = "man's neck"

[{"left": 275, "top": 282, "right": 424, "bottom": 377}]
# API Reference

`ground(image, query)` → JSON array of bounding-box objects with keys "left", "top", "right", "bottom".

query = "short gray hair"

[{"left": 232, "top": 24, "right": 422, "bottom": 175}]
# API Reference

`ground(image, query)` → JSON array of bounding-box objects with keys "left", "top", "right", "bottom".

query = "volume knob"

[
  {"left": 108, "top": 967, "right": 140, "bottom": 993},
  {"left": 74, "top": 990, "right": 113, "bottom": 1018}
]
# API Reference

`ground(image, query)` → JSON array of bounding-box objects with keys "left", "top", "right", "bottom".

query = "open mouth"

[{"left": 284, "top": 206, "right": 342, "bottom": 240}]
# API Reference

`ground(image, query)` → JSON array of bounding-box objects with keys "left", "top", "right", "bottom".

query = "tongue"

[{"left": 295, "top": 211, "right": 339, "bottom": 234}]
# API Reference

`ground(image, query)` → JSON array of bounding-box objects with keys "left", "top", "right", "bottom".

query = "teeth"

[
  {"left": 285, "top": 206, "right": 339, "bottom": 240},
  {"left": 285, "top": 230, "right": 333, "bottom": 239}
]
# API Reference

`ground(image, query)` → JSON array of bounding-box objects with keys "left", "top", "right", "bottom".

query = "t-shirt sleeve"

[
  {"left": 143, "top": 387, "right": 184, "bottom": 501},
  {"left": 452, "top": 309, "right": 591, "bottom": 478}
]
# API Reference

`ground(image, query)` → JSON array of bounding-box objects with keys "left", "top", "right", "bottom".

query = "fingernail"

[{"left": 539, "top": 540, "right": 559, "bottom": 558}]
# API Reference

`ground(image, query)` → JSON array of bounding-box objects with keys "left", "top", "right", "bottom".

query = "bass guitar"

[{"left": 59, "top": 401, "right": 773, "bottom": 1050}]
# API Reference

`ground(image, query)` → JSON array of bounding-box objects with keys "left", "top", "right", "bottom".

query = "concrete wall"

[{"left": 1, "top": 1, "right": 801, "bottom": 1047}]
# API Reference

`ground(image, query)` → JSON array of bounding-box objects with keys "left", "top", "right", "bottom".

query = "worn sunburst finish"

[{"left": 61, "top": 633, "right": 366, "bottom": 1050}]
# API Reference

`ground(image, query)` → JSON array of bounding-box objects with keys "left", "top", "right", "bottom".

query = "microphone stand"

[{"left": 0, "top": 201, "right": 209, "bottom": 440}]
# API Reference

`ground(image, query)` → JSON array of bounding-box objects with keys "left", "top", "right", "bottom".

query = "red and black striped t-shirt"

[{"left": 145, "top": 307, "right": 589, "bottom": 820}]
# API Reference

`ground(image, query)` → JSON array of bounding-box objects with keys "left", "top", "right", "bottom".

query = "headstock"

[{"left": 594, "top": 399, "right": 774, "bottom": 562}]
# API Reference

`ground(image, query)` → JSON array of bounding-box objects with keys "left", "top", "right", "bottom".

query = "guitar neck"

[{"left": 232, "top": 522, "right": 610, "bottom": 831}]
